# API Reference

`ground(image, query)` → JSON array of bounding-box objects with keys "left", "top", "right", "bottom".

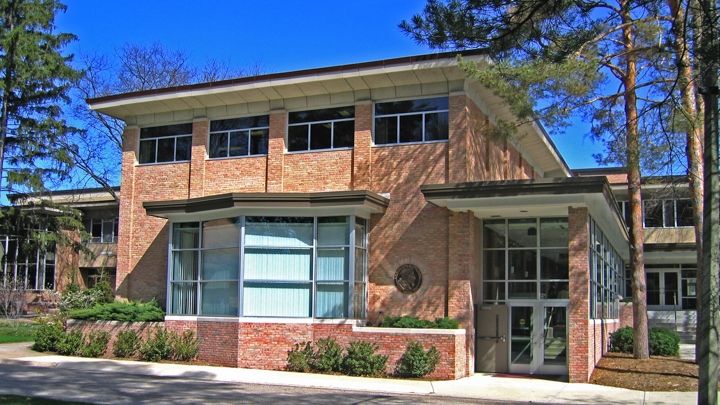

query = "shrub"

[
  {"left": 92, "top": 279, "right": 115, "bottom": 305},
  {"left": 609, "top": 326, "right": 680, "bottom": 356},
  {"left": 113, "top": 330, "right": 141, "bottom": 358},
  {"left": 68, "top": 300, "right": 164, "bottom": 322},
  {"left": 609, "top": 326, "right": 634, "bottom": 353},
  {"left": 56, "top": 331, "right": 83, "bottom": 356},
  {"left": 80, "top": 331, "right": 110, "bottom": 358},
  {"left": 395, "top": 341, "right": 440, "bottom": 378},
  {"left": 139, "top": 328, "right": 172, "bottom": 362},
  {"left": 310, "top": 338, "right": 343, "bottom": 373},
  {"left": 649, "top": 327, "right": 680, "bottom": 356},
  {"left": 433, "top": 317, "right": 460, "bottom": 329},
  {"left": 341, "top": 341, "right": 388, "bottom": 377},
  {"left": 171, "top": 330, "right": 199, "bottom": 361},
  {"left": 287, "top": 342, "right": 314, "bottom": 372},
  {"left": 60, "top": 284, "right": 105, "bottom": 311},
  {"left": 380, "top": 315, "right": 460, "bottom": 329},
  {"left": 32, "top": 318, "right": 65, "bottom": 352}
]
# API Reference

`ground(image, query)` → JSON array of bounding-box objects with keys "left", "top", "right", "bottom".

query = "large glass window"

[
  {"left": 209, "top": 116, "right": 269, "bottom": 158},
  {"left": 169, "top": 215, "right": 367, "bottom": 318},
  {"left": 0, "top": 236, "right": 55, "bottom": 290},
  {"left": 482, "top": 218, "right": 569, "bottom": 303},
  {"left": 589, "top": 219, "right": 625, "bottom": 319},
  {"left": 620, "top": 199, "right": 695, "bottom": 228},
  {"left": 374, "top": 97, "right": 449, "bottom": 145},
  {"left": 287, "top": 107, "right": 354, "bottom": 152},
  {"left": 138, "top": 123, "right": 193, "bottom": 164}
]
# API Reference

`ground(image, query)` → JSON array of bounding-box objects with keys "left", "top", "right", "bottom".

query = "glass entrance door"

[
  {"left": 646, "top": 270, "right": 680, "bottom": 309},
  {"left": 509, "top": 303, "right": 567, "bottom": 375}
]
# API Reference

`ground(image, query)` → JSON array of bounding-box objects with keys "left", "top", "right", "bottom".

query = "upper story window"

[
  {"left": 209, "top": 116, "right": 269, "bottom": 158},
  {"left": 89, "top": 218, "right": 119, "bottom": 243},
  {"left": 374, "top": 97, "right": 449, "bottom": 145},
  {"left": 287, "top": 107, "right": 355, "bottom": 152},
  {"left": 619, "top": 199, "right": 694, "bottom": 228},
  {"left": 139, "top": 124, "right": 192, "bottom": 164}
]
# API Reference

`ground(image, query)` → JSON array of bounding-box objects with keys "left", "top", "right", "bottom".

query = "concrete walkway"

[{"left": 0, "top": 343, "right": 698, "bottom": 405}]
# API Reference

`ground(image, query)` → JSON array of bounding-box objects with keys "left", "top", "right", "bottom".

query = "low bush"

[
  {"left": 56, "top": 331, "right": 83, "bottom": 356},
  {"left": 171, "top": 330, "right": 199, "bottom": 361},
  {"left": 341, "top": 341, "right": 388, "bottom": 377},
  {"left": 31, "top": 318, "right": 64, "bottom": 352},
  {"left": 68, "top": 300, "right": 164, "bottom": 322},
  {"left": 609, "top": 326, "right": 634, "bottom": 353},
  {"left": 609, "top": 326, "right": 680, "bottom": 356},
  {"left": 310, "top": 337, "right": 343, "bottom": 373},
  {"left": 113, "top": 330, "right": 141, "bottom": 358},
  {"left": 380, "top": 316, "right": 460, "bottom": 329},
  {"left": 287, "top": 342, "right": 314, "bottom": 372},
  {"left": 395, "top": 341, "right": 440, "bottom": 378},
  {"left": 60, "top": 283, "right": 107, "bottom": 311},
  {"left": 649, "top": 327, "right": 680, "bottom": 356},
  {"left": 79, "top": 331, "right": 110, "bottom": 358},
  {"left": 139, "top": 328, "right": 172, "bottom": 362}
]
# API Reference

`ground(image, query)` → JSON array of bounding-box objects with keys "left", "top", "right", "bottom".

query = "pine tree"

[
  {"left": 0, "top": 0, "right": 80, "bottom": 199},
  {"left": 400, "top": 0, "right": 674, "bottom": 358}
]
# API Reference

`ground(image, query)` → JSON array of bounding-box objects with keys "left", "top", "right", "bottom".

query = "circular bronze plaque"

[{"left": 394, "top": 264, "right": 422, "bottom": 294}]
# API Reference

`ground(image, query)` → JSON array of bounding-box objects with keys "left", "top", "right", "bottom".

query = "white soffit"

[{"left": 89, "top": 57, "right": 486, "bottom": 119}]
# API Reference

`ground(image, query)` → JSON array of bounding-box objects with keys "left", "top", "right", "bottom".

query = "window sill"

[
  {"left": 285, "top": 147, "right": 353, "bottom": 155},
  {"left": 136, "top": 160, "right": 190, "bottom": 167},
  {"left": 206, "top": 154, "right": 267, "bottom": 161},
  {"left": 371, "top": 140, "right": 448, "bottom": 148}
]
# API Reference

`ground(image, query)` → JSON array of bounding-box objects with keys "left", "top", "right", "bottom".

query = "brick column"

[
  {"left": 448, "top": 93, "right": 468, "bottom": 183},
  {"left": 568, "top": 206, "right": 590, "bottom": 382},
  {"left": 188, "top": 118, "right": 208, "bottom": 198},
  {"left": 448, "top": 210, "right": 475, "bottom": 376},
  {"left": 266, "top": 109, "right": 286, "bottom": 192},
  {"left": 352, "top": 101, "right": 372, "bottom": 190},
  {"left": 116, "top": 126, "right": 139, "bottom": 299}
]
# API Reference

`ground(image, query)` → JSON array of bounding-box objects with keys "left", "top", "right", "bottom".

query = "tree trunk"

[{"left": 621, "top": 0, "right": 649, "bottom": 359}]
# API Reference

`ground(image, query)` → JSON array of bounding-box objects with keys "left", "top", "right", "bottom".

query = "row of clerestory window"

[{"left": 137, "top": 96, "right": 449, "bottom": 164}]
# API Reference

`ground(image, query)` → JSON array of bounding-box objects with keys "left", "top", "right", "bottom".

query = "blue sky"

[{"left": 56, "top": 0, "right": 604, "bottom": 169}]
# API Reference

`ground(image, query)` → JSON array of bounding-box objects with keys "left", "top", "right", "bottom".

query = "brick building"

[{"left": 81, "top": 50, "right": 635, "bottom": 382}]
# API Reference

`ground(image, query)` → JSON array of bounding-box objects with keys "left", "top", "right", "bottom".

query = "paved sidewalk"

[{"left": 0, "top": 343, "right": 698, "bottom": 405}]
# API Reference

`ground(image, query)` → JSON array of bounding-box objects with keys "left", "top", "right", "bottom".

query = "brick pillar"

[
  {"left": 352, "top": 101, "right": 372, "bottom": 190},
  {"left": 116, "top": 126, "right": 139, "bottom": 299},
  {"left": 188, "top": 118, "right": 208, "bottom": 198},
  {"left": 448, "top": 210, "right": 475, "bottom": 376},
  {"left": 447, "top": 93, "right": 468, "bottom": 183},
  {"left": 266, "top": 110, "right": 286, "bottom": 192},
  {"left": 568, "top": 206, "right": 590, "bottom": 382}
]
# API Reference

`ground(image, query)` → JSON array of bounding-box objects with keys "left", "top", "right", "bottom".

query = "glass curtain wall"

[
  {"left": 0, "top": 236, "right": 56, "bottom": 290},
  {"left": 169, "top": 215, "right": 367, "bottom": 318},
  {"left": 589, "top": 218, "right": 624, "bottom": 319}
]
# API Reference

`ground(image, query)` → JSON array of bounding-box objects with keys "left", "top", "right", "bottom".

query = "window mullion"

[
  {"left": 312, "top": 217, "right": 318, "bottom": 318},
  {"left": 421, "top": 112, "right": 426, "bottom": 142},
  {"left": 396, "top": 115, "right": 400, "bottom": 143},
  {"left": 330, "top": 122, "right": 334, "bottom": 149},
  {"left": 349, "top": 216, "right": 356, "bottom": 318},
  {"left": 197, "top": 221, "right": 203, "bottom": 316},
  {"left": 239, "top": 216, "right": 245, "bottom": 317}
]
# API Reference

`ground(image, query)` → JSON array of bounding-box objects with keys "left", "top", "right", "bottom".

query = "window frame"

[
  {"left": 372, "top": 96, "right": 450, "bottom": 146},
  {"left": 286, "top": 106, "right": 355, "bottom": 153},
  {"left": 0, "top": 235, "right": 56, "bottom": 291},
  {"left": 167, "top": 215, "right": 368, "bottom": 319},
  {"left": 138, "top": 124, "right": 193, "bottom": 165},
  {"left": 207, "top": 115, "right": 270, "bottom": 160}
]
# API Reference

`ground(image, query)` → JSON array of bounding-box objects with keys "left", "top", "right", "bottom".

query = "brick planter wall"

[
  {"left": 619, "top": 302, "right": 633, "bottom": 328},
  {"left": 66, "top": 319, "right": 163, "bottom": 356},
  {"left": 67, "top": 318, "right": 467, "bottom": 379}
]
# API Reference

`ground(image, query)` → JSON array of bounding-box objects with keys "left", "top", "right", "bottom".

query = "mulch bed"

[{"left": 590, "top": 352, "right": 698, "bottom": 391}]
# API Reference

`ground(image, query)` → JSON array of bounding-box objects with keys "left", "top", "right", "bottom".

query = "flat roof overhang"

[
  {"left": 422, "top": 177, "right": 630, "bottom": 259},
  {"left": 644, "top": 243, "right": 698, "bottom": 264},
  {"left": 144, "top": 190, "right": 389, "bottom": 221}
]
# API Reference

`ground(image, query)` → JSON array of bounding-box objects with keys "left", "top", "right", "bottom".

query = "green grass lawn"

[
  {"left": 0, "top": 320, "right": 37, "bottom": 343},
  {"left": 0, "top": 395, "right": 86, "bottom": 404}
]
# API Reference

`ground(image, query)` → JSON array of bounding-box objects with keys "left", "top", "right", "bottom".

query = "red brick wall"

[
  {"left": 589, "top": 319, "right": 621, "bottom": 369},
  {"left": 283, "top": 150, "right": 352, "bottom": 192},
  {"left": 165, "top": 319, "right": 466, "bottom": 379},
  {"left": 619, "top": 302, "right": 633, "bottom": 328},
  {"left": 67, "top": 320, "right": 163, "bottom": 356},
  {"left": 568, "top": 206, "right": 590, "bottom": 383}
]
